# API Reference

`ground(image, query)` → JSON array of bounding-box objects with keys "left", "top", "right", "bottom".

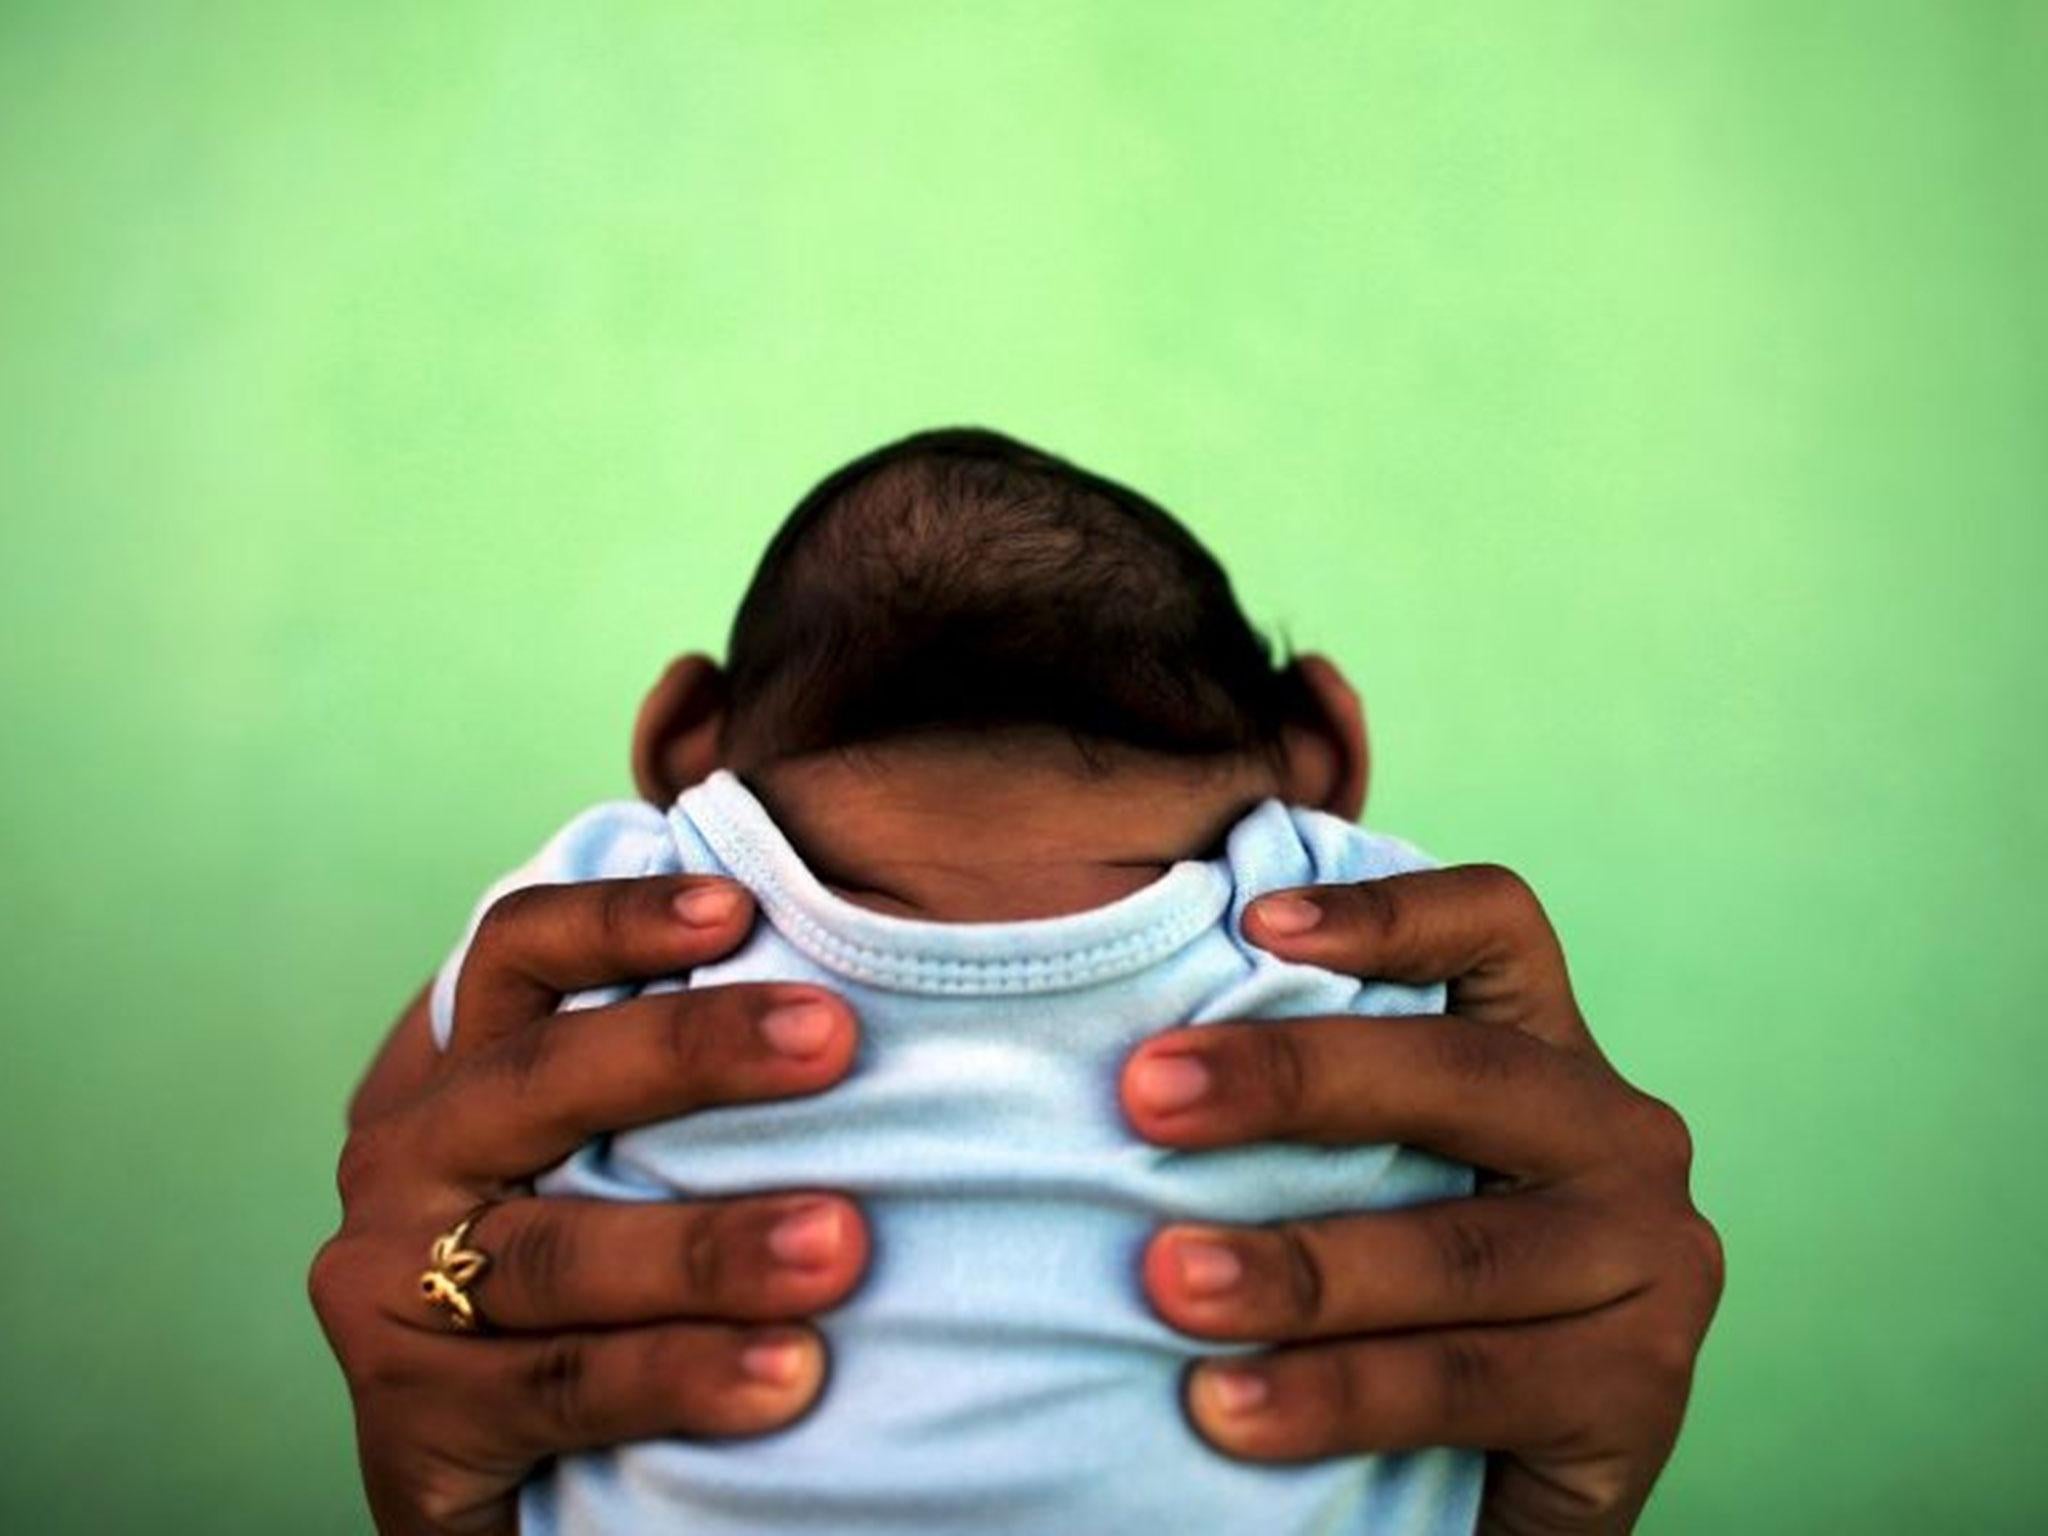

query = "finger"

[
  {"left": 416, "top": 983, "right": 858, "bottom": 1181},
  {"left": 1120, "top": 1015, "right": 1618, "bottom": 1176},
  {"left": 1240, "top": 865, "right": 1593, "bottom": 1051},
  {"left": 450, "top": 876, "right": 758, "bottom": 1056},
  {"left": 458, "top": 1321, "right": 831, "bottom": 1455},
  {"left": 1144, "top": 1193, "right": 1644, "bottom": 1342},
  {"left": 454, "top": 1194, "right": 869, "bottom": 1331},
  {"left": 1184, "top": 1321, "right": 1595, "bottom": 1461}
]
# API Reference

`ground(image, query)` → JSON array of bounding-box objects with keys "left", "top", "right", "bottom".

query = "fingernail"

[
  {"left": 739, "top": 1330, "right": 815, "bottom": 1387},
  {"left": 768, "top": 1201, "right": 845, "bottom": 1269},
  {"left": 1130, "top": 1053, "right": 1212, "bottom": 1114},
  {"left": 760, "top": 1002, "right": 839, "bottom": 1058},
  {"left": 1197, "top": 1364, "right": 1271, "bottom": 1416},
  {"left": 676, "top": 885, "right": 745, "bottom": 927},
  {"left": 1251, "top": 894, "right": 1321, "bottom": 936},
  {"left": 1174, "top": 1235, "right": 1244, "bottom": 1298}
]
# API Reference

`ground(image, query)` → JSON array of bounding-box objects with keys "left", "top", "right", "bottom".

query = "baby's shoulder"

[
  {"left": 1208, "top": 802, "right": 1449, "bottom": 1023},
  {"left": 1221, "top": 800, "right": 1440, "bottom": 900},
  {"left": 428, "top": 800, "right": 690, "bottom": 1048},
  {"left": 502, "top": 799, "right": 681, "bottom": 884}
]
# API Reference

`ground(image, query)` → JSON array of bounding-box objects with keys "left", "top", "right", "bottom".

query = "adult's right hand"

[{"left": 309, "top": 876, "right": 870, "bottom": 1536}]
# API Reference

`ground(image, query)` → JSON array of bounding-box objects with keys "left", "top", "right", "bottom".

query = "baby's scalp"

[
  {"left": 718, "top": 426, "right": 1323, "bottom": 772},
  {"left": 627, "top": 428, "right": 1374, "bottom": 919}
]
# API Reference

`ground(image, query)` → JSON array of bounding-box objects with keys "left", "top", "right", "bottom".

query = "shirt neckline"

[{"left": 673, "top": 770, "right": 1235, "bottom": 996}]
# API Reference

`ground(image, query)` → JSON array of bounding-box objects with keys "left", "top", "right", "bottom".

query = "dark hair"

[{"left": 723, "top": 427, "right": 1315, "bottom": 766}]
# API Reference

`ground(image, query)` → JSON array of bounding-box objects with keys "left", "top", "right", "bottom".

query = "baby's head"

[{"left": 631, "top": 428, "right": 1369, "bottom": 910}]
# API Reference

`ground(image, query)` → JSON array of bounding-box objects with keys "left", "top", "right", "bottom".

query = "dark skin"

[
  {"left": 1133, "top": 868, "right": 1722, "bottom": 1532},
  {"left": 312, "top": 657, "right": 1721, "bottom": 1536}
]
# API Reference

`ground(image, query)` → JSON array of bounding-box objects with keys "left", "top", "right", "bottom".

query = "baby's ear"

[
  {"left": 1278, "top": 653, "right": 1370, "bottom": 820},
  {"left": 631, "top": 653, "right": 730, "bottom": 804}
]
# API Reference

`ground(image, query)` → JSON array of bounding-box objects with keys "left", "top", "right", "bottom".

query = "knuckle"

[
  {"left": 491, "top": 1015, "right": 559, "bottom": 1100},
  {"left": 360, "top": 1342, "right": 424, "bottom": 1396},
  {"left": 1643, "top": 1318, "right": 1703, "bottom": 1389},
  {"left": 473, "top": 883, "right": 542, "bottom": 957},
  {"left": 334, "top": 1128, "right": 391, "bottom": 1208},
  {"left": 1466, "top": 862, "right": 1560, "bottom": 959},
  {"left": 1426, "top": 1019, "right": 1509, "bottom": 1089},
  {"left": 659, "top": 992, "right": 719, "bottom": 1088},
  {"left": 644, "top": 1326, "right": 730, "bottom": 1413},
  {"left": 1272, "top": 1223, "right": 1328, "bottom": 1328},
  {"left": 1628, "top": 1093, "right": 1695, "bottom": 1172},
  {"left": 594, "top": 878, "right": 640, "bottom": 948},
  {"left": 527, "top": 1338, "right": 595, "bottom": 1440},
  {"left": 1309, "top": 1349, "right": 1362, "bottom": 1450},
  {"left": 308, "top": 1236, "right": 423, "bottom": 1391},
  {"left": 1334, "top": 877, "right": 1404, "bottom": 949},
  {"left": 497, "top": 1210, "right": 571, "bottom": 1306},
  {"left": 1431, "top": 1212, "right": 1503, "bottom": 1299},
  {"left": 1467, "top": 861, "right": 1539, "bottom": 917},
  {"left": 681, "top": 1210, "right": 726, "bottom": 1303},
  {"left": 1432, "top": 1335, "right": 1494, "bottom": 1421},
  {"left": 1684, "top": 1212, "right": 1727, "bottom": 1302},
  {"left": 344, "top": 1323, "right": 425, "bottom": 1396},
  {"left": 306, "top": 1235, "right": 354, "bottom": 1324},
  {"left": 1250, "top": 1025, "right": 1311, "bottom": 1127}
]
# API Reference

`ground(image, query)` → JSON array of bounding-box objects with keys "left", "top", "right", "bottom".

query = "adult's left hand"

[{"left": 1120, "top": 865, "right": 1722, "bottom": 1536}]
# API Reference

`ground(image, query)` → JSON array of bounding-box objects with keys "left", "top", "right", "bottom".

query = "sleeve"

[{"left": 427, "top": 800, "right": 679, "bottom": 1050}]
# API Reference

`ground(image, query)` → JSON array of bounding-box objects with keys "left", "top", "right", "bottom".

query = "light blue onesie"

[{"left": 432, "top": 770, "right": 1482, "bottom": 1536}]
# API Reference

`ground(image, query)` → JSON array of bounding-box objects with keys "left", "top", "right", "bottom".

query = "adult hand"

[
  {"left": 309, "top": 877, "right": 870, "bottom": 1536},
  {"left": 1121, "top": 865, "right": 1722, "bottom": 1535}
]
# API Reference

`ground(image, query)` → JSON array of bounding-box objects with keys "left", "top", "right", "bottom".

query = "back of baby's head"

[{"left": 723, "top": 427, "right": 1314, "bottom": 768}]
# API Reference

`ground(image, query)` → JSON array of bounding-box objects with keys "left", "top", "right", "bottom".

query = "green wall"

[{"left": 3, "top": 3, "right": 2043, "bottom": 1530}]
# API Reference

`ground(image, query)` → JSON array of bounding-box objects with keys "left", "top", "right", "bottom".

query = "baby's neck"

[{"left": 744, "top": 737, "right": 1280, "bottom": 921}]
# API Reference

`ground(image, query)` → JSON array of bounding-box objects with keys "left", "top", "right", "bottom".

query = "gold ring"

[{"left": 419, "top": 1205, "right": 494, "bottom": 1331}]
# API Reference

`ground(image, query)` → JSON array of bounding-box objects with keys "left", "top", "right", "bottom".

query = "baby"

[{"left": 432, "top": 429, "right": 1481, "bottom": 1535}]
